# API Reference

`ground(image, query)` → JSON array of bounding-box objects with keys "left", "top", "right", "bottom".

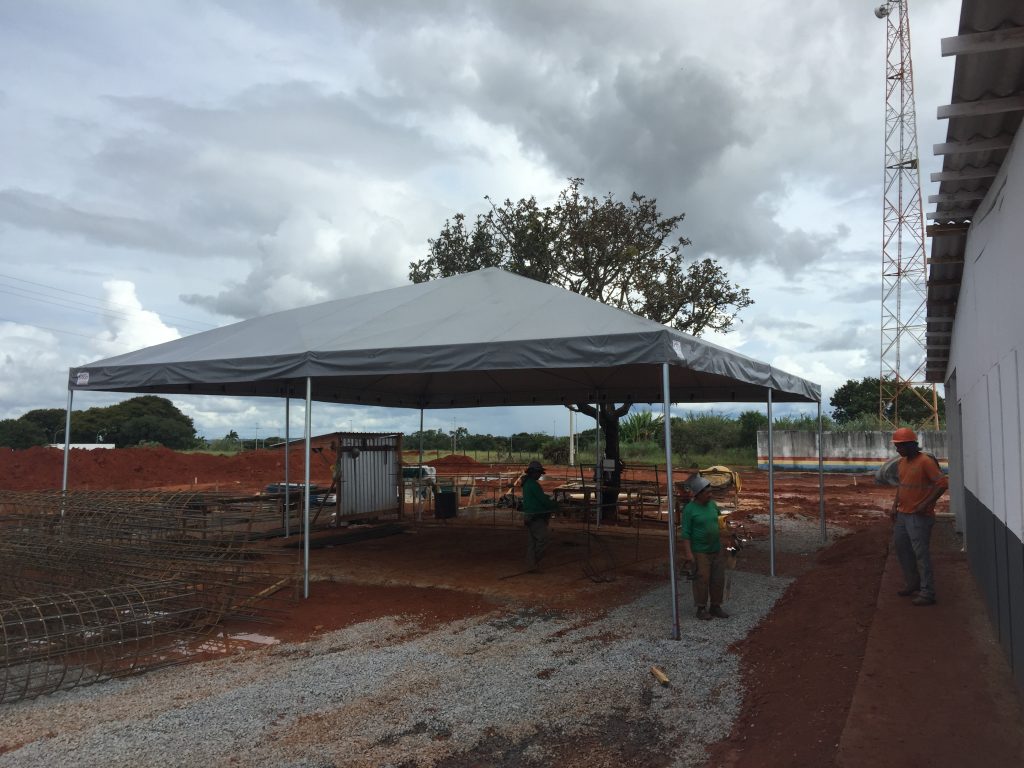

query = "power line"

[
  {"left": 0, "top": 272, "right": 216, "bottom": 333},
  {"left": 0, "top": 316, "right": 136, "bottom": 349}
]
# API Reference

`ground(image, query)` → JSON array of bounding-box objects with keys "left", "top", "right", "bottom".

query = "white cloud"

[{"left": 0, "top": 0, "right": 961, "bottom": 433}]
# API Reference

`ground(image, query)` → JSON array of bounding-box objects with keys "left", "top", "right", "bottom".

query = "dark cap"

[{"left": 526, "top": 460, "right": 545, "bottom": 474}]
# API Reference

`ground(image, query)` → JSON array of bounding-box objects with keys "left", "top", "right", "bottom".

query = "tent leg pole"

[
  {"left": 61, "top": 388, "right": 73, "bottom": 496},
  {"left": 418, "top": 408, "right": 425, "bottom": 522},
  {"left": 595, "top": 393, "right": 602, "bottom": 527},
  {"left": 818, "top": 400, "right": 826, "bottom": 543},
  {"left": 284, "top": 395, "right": 290, "bottom": 537},
  {"left": 303, "top": 377, "right": 312, "bottom": 599},
  {"left": 767, "top": 388, "right": 775, "bottom": 578},
  {"left": 663, "top": 363, "right": 680, "bottom": 640}
]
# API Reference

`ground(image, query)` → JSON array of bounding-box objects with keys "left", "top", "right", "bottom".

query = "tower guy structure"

[{"left": 875, "top": 0, "right": 940, "bottom": 429}]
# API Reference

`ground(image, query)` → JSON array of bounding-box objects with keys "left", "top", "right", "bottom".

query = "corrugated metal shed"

[{"left": 927, "top": 0, "right": 1024, "bottom": 382}]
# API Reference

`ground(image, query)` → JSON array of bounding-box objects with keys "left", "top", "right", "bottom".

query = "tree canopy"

[
  {"left": 830, "top": 377, "right": 945, "bottom": 426},
  {"left": 410, "top": 178, "right": 752, "bottom": 335},
  {"left": 0, "top": 396, "right": 198, "bottom": 449}
]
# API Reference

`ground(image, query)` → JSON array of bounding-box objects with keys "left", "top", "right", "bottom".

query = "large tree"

[
  {"left": 410, "top": 178, "right": 753, "bottom": 518},
  {"left": 830, "top": 376, "right": 945, "bottom": 426}
]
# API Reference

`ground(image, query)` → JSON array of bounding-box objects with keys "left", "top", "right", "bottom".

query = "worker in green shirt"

[
  {"left": 679, "top": 475, "right": 729, "bottom": 621},
  {"left": 521, "top": 460, "right": 558, "bottom": 571}
]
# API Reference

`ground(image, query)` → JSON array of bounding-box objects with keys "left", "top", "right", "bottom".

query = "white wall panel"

[
  {"left": 961, "top": 380, "right": 988, "bottom": 509},
  {"left": 989, "top": 367, "right": 1006, "bottom": 526},
  {"left": 1003, "top": 350, "right": 1024, "bottom": 541}
]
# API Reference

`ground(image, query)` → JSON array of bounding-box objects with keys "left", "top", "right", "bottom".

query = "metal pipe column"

[
  {"left": 284, "top": 395, "right": 291, "bottom": 537},
  {"left": 303, "top": 377, "right": 312, "bottom": 598},
  {"left": 662, "top": 363, "right": 681, "bottom": 640},
  {"left": 61, "top": 388, "right": 73, "bottom": 494},
  {"left": 767, "top": 388, "right": 776, "bottom": 578},
  {"left": 818, "top": 399, "right": 826, "bottom": 543}
]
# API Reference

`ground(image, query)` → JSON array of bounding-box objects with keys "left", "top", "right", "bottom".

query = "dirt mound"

[
  {"left": 425, "top": 454, "right": 486, "bottom": 470},
  {"left": 0, "top": 446, "right": 333, "bottom": 492}
]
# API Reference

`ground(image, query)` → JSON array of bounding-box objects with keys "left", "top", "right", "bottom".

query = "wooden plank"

[
  {"left": 941, "top": 27, "right": 1024, "bottom": 57},
  {"left": 926, "top": 223, "right": 969, "bottom": 237}
]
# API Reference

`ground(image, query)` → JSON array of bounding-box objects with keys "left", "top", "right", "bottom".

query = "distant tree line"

[
  {"left": 0, "top": 377, "right": 946, "bottom": 454},
  {"left": 0, "top": 396, "right": 198, "bottom": 449}
]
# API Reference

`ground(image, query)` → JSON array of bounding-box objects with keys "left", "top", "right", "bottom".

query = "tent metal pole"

[
  {"left": 418, "top": 408, "right": 425, "bottom": 522},
  {"left": 767, "top": 388, "right": 776, "bottom": 578},
  {"left": 662, "top": 363, "right": 680, "bottom": 640},
  {"left": 594, "top": 394, "right": 602, "bottom": 527},
  {"left": 303, "top": 377, "right": 312, "bottom": 599},
  {"left": 61, "top": 388, "right": 73, "bottom": 495},
  {"left": 284, "top": 395, "right": 290, "bottom": 537},
  {"left": 818, "top": 400, "right": 826, "bottom": 543}
]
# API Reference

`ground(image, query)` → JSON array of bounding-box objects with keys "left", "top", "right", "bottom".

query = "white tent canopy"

[
  {"left": 62, "top": 268, "right": 824, "bottom": 640},
  {"left": 68, "top": 268, "right": 819, "bottom": 406}
]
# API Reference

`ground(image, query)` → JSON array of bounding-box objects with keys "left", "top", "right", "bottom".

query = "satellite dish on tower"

[{"left": 874, "top": 4, "right": 891, "bottom": 18}]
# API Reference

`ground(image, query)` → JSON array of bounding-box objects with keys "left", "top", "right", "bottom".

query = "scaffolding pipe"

[
  {"left": 767, "top": 388, "right": 776, "bottom": 577},
  {"left": 662, "top": 363, "right": 680, "bottom": 640},
  {"left": 61, "top": 389, "right": 73, "bottom": 495},
  {"left": 818, "top": 400, "right": 826, "bottom": 543},
  {"left": 303, "top": 377, "right": 312, "bottom": 599}
]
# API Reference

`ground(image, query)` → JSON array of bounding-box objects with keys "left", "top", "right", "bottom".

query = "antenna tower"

[{"left": 875, "top": 0, "right": 939, "bottom": 430}]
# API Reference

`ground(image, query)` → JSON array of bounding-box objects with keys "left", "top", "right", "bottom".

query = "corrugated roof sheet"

[{"left": 926, "top": 0, "right": 1024, "bottom": 382}]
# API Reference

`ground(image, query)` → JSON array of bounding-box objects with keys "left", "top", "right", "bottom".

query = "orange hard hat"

[{"left": 892, "top": 427, "right": 917, "bottom": 443}]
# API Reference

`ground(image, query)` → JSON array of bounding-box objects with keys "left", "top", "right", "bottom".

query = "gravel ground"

[{"left": 0, "top": 565, "right": 799, "bottom": 768}]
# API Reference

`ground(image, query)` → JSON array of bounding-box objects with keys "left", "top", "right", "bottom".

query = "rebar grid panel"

[{"left": 0, "top": 491, "right": 299, "bottom": 704}]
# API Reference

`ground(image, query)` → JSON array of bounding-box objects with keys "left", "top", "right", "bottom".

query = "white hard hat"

[{"left": 688, "top": 475, "right": 712, "bottom": 494}]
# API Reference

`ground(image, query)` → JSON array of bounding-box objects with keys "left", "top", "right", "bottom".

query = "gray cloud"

[{"left": 0, "top": 188, "right": 219, "bottom": 256}]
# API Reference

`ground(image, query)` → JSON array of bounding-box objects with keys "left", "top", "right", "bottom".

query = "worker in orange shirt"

[{"left": 890, "top": 427, "right": 948, "bottom": 606}]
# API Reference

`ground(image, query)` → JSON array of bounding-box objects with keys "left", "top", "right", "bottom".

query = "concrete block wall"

[{"left": 756, "top": 430, "right": 948, "bottom": 472}]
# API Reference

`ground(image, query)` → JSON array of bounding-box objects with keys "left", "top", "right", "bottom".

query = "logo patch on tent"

[
  {"left": 75, "top": 372, "right": 90, "bottom": 385},
  {"left": 672, "top": 341, "right": 685, "bottom": 360}
]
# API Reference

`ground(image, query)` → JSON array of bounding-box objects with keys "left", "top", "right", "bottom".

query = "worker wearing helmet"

[
  {"left": 521, "top": 460, "right": 558, "bottom": 571},
  {"left": 891, "top": 427, "right": 948, "bottom": 606},
  {"left": 679, "top": 475, "right": 729, "bottom": 620}
]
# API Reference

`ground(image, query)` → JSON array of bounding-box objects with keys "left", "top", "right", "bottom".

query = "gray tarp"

[{"left": 69, "top": 268, "right": 819, "bottom": 406}]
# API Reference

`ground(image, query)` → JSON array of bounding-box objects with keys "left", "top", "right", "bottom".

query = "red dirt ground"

[{"left": 3, "top": 448, "right": 1020, "bottom": 767}]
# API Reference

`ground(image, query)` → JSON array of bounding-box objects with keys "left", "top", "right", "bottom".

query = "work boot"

[
  {"left": 710, "top": 605, "right": 730, "bottom": 619},
  {"left": 912, "top": 595, "right": 936, "bottom": 606},
  {"left": 695, "top": 607, "right": 712, "bottom": 621}
]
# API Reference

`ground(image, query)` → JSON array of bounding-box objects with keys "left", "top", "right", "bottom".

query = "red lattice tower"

[{"left": 876, "top": 0, "right": 939, "bottom": 429}]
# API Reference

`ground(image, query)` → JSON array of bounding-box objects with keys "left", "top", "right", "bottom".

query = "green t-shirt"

[
  {"left": 680, "top": 499, "right": 721, "bottom": 554},
  {"left": 521, "top": 476, "right": 557, "bottom": 518}
]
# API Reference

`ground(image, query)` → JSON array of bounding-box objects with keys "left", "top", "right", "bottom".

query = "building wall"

[
  {"left": 946, "top": 129, "right": 1024, "bottom": 692},
  {"left": 755, "top": 430, "right": 947, "bottom": 472}
]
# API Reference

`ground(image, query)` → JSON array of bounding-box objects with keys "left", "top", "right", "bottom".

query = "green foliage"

[
  {"left": 830, "top": 376, "right": 945, "bottom": 426},
  {"left": 0, "top": 418, "right": 48, "bottom": 448},
  {"left": 19, "top": 408, "right": 67, "bottom": 443},
  {"left": 10, "top": 396, "right": 198, "bottom": 449},
  {"left": 411, "top": 178, "right": 752, "bottom": 335},
  {"left": 737, "top": 410, "right": 768, "bottom": 449},
  {"left": 542, "top": 437, "right": 570, "bottom": 466},
  {"left": 671, "top": 413, "right": 740, "bottom": 458},
  {"left": 620, "top": 409, "right": 664, "bottom": 443}
]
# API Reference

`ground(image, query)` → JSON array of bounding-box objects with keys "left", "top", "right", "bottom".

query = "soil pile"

[{"left": 0, "top": 446, "right": 333, "bottom": 492}]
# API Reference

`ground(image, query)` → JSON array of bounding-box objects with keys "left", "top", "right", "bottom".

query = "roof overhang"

[{"left": 926, "top": 1, "right": 1024, "bottom": 382}]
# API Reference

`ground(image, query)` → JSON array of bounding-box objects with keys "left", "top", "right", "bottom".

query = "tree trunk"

[{"left": 574, "top": 402, "right": 631, "bottom": 524}]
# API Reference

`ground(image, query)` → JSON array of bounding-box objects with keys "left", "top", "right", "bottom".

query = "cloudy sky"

[{"left": 0, "top": 0, "right": 959, "bottom": 442}]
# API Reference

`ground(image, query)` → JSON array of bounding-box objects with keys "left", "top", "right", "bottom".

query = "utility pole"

[{"left": 875, "top": 0, "right": 940, "bottom": 430}]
